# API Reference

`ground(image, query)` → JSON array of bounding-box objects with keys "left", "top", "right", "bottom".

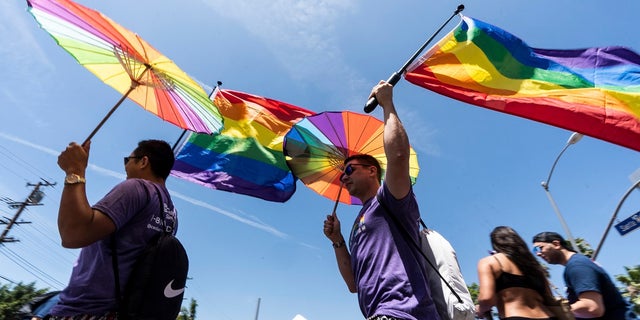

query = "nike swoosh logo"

[{"left": 163, "top": 279, "right": 185, "bottom": 298}]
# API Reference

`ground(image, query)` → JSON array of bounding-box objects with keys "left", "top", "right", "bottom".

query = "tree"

[
  {"left": 574, "top": 237, "right": 593, "bottom": 258},
  {"left": 468, "top": 282, "right": 479, "bottom": 304},
  {"left": 177, "top": 298, "right": 198, "bottom": 320},
  {"left": 0, "top": 282, "right": 48, "bottom": 319},
  {"left": 615, "top": 265, "right": 640, "bottom": 314}
]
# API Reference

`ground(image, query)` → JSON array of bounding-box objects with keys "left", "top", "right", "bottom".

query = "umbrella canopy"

[
  {"left": 283, "top": 111, "right": 420, "bottom": 205},
  {"left": 27, "top": 0, "right": 223, "bottom": 141}
]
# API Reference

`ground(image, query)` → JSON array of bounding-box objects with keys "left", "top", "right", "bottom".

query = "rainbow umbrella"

[
  {"left": 283, "top": 111, "right": 420, "bottom": 205},
  {"left": 27, "top": 0, "right": 223, "bottom": 143}
]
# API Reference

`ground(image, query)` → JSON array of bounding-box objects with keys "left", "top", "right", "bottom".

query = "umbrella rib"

[{"left": 322, "top": 112, "right": 348, "bottom": 166}]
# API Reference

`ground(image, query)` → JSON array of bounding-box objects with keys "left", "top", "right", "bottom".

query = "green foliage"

[
  {"left": 574, "top": 237, "right": 593, "bottom": 258},
  {"left": 0, "top": 282, "right": 48, "bottom": 319},
  {"left": 177, "top": 298, "right": 198, "bottom": 320},
  {"left": 615, "top": 265, "right": 640, "bottom": 314},
  {"left": 468, "top": 282, "right": 479, "bottom": 304}
]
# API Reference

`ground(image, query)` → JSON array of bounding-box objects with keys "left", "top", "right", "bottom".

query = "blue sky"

[{"left": 1, "top": 0, "right": 639, "bottom": 319}]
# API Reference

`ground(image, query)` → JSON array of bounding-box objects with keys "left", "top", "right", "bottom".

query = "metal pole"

[
  {"left": 592, "top": 179, "right": 640, "bottom": 260},
  {"left": 364, "top": 4, "right": 465, "bottom": 113},
  {"left": 542, "top": 187, "right": 580, "bottom": 252},
  {"left": 254, "top": 297, "right": 261, "bottom": 320},
  {"left": 540, "top": 132, "right": 583, "bottom": 253}
]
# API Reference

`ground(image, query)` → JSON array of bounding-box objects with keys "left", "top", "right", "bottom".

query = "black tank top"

[{"left": 493, "top": 255, "right": 545, "bottom": 295}]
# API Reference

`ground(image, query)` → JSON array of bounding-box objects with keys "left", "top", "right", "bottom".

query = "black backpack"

[{"left": 111, "top": 183, "right": 189, "bottom": 320}]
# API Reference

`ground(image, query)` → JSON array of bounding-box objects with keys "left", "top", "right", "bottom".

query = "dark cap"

[{"left": 532, "top": 231, "right": 576, "bottom": 252}]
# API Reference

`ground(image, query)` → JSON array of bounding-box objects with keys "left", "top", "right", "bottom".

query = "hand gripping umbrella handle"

[{"left": 363, "top": 4, "right": 465, "bottom": 113}]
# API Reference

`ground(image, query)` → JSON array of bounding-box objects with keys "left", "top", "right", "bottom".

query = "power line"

[
  {"left": 0, "top": 274, "right": 18, "bottom": 284},
  {"left": 0, "top": 244, "right": 65, "bottom": 289},
  {"left": 11, "top": 219, "right": 77, "bottom": 268},
  {"left": 0, "top": 144, "right": 56, "bottom": 182}
]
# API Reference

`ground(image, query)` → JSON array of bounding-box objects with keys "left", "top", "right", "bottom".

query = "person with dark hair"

[
  {"left": 47, "top": 139, "right": 179, "bottom": 319},
  {"left": 476, "top": 226, "right": 556, "bottom": 319},
  {"left": 322, "top": 81, "right": 440, "bottom": 320},
  {"left": 533, "top": 231, "right": 632, "bottom": 319}
]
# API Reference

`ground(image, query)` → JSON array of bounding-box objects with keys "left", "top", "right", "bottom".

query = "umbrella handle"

[
  {"left": 83, "top": 85, "right": 135, "bottom": 145},
  {"left": 363, "top": 4, "right": 465, "bottom": 113},
  {"left": 82, "top": 65, "right": 151, "bottom": 145},
  {"left": 331, "top": 181, "right": 345, "bottom": 215}
]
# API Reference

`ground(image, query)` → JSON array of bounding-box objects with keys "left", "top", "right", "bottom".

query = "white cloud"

[{"left": 199, "top": 0, "right": 367, "bottom": 98}]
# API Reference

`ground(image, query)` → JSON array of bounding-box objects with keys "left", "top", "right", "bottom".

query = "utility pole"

[
  {"left": 0, "top": 180, "right": 56, "bottom": 243},
  {"left": 254, "top": 297, "right": 261, "bottom": 320}
]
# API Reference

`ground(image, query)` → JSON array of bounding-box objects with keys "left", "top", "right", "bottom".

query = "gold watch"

[{"left": 64, "top": 173, "right": 86, "bottom": 185}]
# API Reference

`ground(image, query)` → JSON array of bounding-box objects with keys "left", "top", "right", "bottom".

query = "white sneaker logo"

[{"left": 163, "top": 279, "right": 185, "bottom": 298}]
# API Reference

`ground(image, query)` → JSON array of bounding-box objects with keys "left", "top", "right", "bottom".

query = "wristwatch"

[
  {"left": 332, "top": 240, "right": 345, "bottom": 248},
  {"left": 64, "top": 173, "right": 86, "bottom": 185}
]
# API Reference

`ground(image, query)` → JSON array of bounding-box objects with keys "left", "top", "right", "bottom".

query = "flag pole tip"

[{"left": 456, "top": 4, "right": 465, "bottom": 13}]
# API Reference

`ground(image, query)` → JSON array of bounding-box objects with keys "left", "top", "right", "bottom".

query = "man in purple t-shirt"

[
  {"left": 323, "top": 82, "right": 440, "bottom": 320},
  {"left": 49, "top": 139, "right": 178, "bottom": 319}
]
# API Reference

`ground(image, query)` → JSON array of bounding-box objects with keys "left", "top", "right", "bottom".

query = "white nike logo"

[{"left": 163, "top": 279, "right": 185, "bottom": 298}]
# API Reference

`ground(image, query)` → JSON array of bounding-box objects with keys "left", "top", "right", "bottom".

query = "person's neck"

[
  {"left": 357, "top": 185, "right": 379, "bottom": 204},
  {"left": 562, "top": 250, "right": 576, "bottom": 265},
  {"left": 131, "top": 175, "right": 165, "bottom": 185}
]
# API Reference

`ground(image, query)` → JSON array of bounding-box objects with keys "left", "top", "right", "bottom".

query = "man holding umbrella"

[
  {"left": 323, "top": 81, "right": 440, "bottom": 320},
  {"left": 48, "top": 139, "right": 179, "bottom": 319}
]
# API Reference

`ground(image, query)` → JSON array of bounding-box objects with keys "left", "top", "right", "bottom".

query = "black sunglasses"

[
  {"left": 124, "top": 156, "right": 143, "bottom": 165},
  {"left": 340, "top": 163, "right": 371, "bottom": 179}
]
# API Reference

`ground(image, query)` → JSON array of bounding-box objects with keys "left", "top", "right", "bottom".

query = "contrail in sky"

[{"left": 0, "top": 132, "right": 288, "bottom": 238}]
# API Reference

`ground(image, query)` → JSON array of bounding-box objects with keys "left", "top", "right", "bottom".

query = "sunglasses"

[
  {"left": 532, "top": 245, "right": 544, "bottom": 254},
  {"left": 340, "top": 163, "right": 371, "bottom": 179},
  {"left": 124, "top": 156, "right": 142, "bottom": 165}
]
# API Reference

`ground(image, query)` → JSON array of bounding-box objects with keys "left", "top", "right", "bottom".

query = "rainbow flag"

[
  {"left": 405, "top": 16, "right": 640, "bottom": 151},
  {"left": 171, "top": 89, "right": 315, "bottom": 202}
]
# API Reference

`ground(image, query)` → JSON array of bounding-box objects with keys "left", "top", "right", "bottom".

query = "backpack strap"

[
  {"left": 376, "top": 194, "right": 463, "bottom": 303},
  {"left": 111, "top": 181, "right": 157, "bottom": 315},
  {"left": 149, "top": 183, "right": 171, "bottom": 234}
]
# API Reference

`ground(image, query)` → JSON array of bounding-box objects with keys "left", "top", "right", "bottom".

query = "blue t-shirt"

[
  {"left": 564, "top": 254, "right": 628, "bottom": 320},
  {"left": 51, "top": 179, "right": 177, "bottom": 316},
  {"left": 349, "top": 184, "right": 440, "bottom": 320}
]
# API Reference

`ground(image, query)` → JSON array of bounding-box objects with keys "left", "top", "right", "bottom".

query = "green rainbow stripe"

[{"left": 171, "top": 89, "right": 314, "bottom": 202}]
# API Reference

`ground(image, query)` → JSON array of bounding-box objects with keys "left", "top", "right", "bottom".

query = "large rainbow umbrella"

[
  {"left": 283, "top": 111, "right": 420, "bottom": 205},
  {"left": 27, "top": 0, "right": 223, "bottom": 143}
]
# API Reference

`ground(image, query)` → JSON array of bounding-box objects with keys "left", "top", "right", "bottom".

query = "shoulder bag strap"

[
  {"left": 111, "top": 182, "right": 155, "bottom": 311},
  {"left": 149, "top": 183, "right": 169, "bottom": 233},
  {"left": 376, "top": 194, "right": 463, "bottom": 303}
]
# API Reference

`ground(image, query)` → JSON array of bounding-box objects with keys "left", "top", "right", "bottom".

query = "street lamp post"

[
  {"left": 592, "top": 179, "right": 640, "bottom": 260},
  {"left": 541, "top": 132, "right": 583, "bottom": 253}
]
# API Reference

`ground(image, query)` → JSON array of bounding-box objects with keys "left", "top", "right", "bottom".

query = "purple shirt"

[
  {"left": 349, "top": 184, "right": 440, "bottom": 320},
  {"left": 51, "top": 179, "right": 177, "bottom": 316}
]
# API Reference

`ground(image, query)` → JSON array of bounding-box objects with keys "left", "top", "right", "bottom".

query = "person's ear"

[{"left": 140, "top": 156, "right": 150, "bottom": 168}]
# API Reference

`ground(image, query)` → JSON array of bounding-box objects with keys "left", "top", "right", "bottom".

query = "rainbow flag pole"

[
  {"left": 404, "top": 16, "right": 640, "bottom": 152},
  {"left": 171, "top": 81, "right": 223, "bottom": 153},
  {"left": 364, "top": 4, "right": 465, "bottom": 113}
]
